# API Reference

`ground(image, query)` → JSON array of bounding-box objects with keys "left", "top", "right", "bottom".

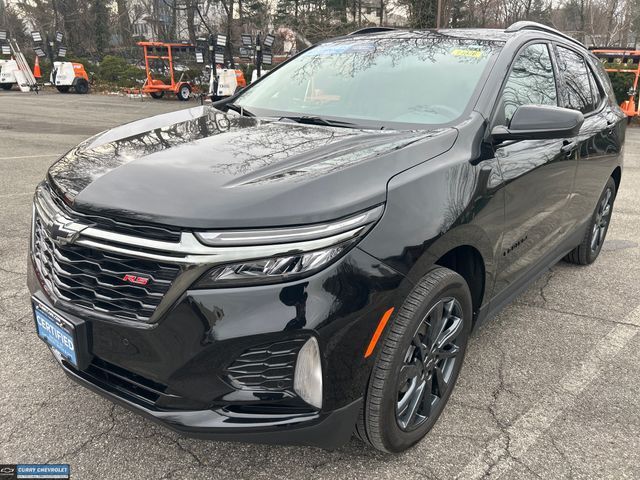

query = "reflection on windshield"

[{"left": 236, "top": 33, "right": 502, "bottom": 127}]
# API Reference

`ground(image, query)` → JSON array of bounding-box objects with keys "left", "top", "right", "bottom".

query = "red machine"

[
  {"left": 592, "top": 49, "right": 640, "bottom": 119},
  {"left": 139, "top": 41, "right": 195, "bottom": 101}
]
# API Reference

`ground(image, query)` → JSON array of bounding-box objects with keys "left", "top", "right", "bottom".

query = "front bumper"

[
  {"left": 28, "top": 246, "right": 408, "bottom": 448},
  {"left": 55, "top": 347, "right": 362, "bottom": 449}
]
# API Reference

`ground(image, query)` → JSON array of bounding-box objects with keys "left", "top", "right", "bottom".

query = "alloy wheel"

[
  {"left": 591, "top": 187, "right": 613, "bottom": 252},
  {"left": 396, "top": 297, "right": 464, "bottom": 431}
]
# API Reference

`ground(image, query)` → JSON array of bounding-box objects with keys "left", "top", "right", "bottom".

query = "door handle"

[{"left": 561, "top": 140, "right": 578, "bottom": 156}]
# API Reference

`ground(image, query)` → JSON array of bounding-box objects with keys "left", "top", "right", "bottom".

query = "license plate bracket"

[{"left": 33, "top": 299, "right": 91, "bottom": 370}]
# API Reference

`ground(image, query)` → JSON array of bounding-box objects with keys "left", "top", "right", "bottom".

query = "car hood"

[{"left": 48, "top": 106, "right": 458, "bottom": 228}]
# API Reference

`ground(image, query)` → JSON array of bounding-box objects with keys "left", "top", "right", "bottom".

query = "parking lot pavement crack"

[
  {"left": 158, "top": 434, "right": 206, "bottom": 468},
  {"left": 45, "top": 404, "right": 118, "bottom": 464},
  {"left": 455, "top": 312, "right": 640, "bottom": 480},
  {"left": 0, "top": 312, "right": 33, "bottom": 334},
  {"left": 0, "top": 265, "right": 27, "bottom": 277},
  {"left": 479, "top": 344, "right": 518, "bottom": 480},
  {"left": 158, "top": 465, "right": 188, "bottom": 480},
  {"left": 538, "top": 268, "right": 555, "bottom": 304},
  {"left": 517, "top": 303, "right": 640, "bottom": 330},
  {"left": 406, "top": 464, "right": 444, "bottom": 480},
  {"left": 0, "top": 288, "right": 28, "bottom": 303},
  {"left": 548, "top": 433, "right": 578, "bottom": 480}
]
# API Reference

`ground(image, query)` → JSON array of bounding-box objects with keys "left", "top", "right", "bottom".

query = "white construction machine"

[{"left": 0, "top": 40, "right": 38, "bottom": 92}]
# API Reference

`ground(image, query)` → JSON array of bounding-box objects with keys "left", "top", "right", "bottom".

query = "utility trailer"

[{"left": 139, "top": 41, "right": 196, "bottom": 101}]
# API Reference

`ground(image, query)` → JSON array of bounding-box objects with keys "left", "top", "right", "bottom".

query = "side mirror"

[{"left": 491, "top": 105, "right": 584, "bottom": 142}]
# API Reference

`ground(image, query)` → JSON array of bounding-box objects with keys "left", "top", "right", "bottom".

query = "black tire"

[
  {"left": 150, "top": 91, "right": 164, "bottom": 99},
  {"left": 56, "top": 86, "right": 70, "bottom": 93},
  {"left": 176, "top": 84, "right": 191, "bottom": 101},
  {"left": 0, "top": 83, "right": 13, "bottom": 90},
  {"left": 564, "top": 176, "right": 616, "bottom": 265},
  {"left": 74, "top": 79, "right": 89, "bottom": 94},
  {"left": 356, "top": 267, "right": 472, "bottom": 453}
]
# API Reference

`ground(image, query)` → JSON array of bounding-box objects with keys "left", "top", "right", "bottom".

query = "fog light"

[{"left": 294, "top": 337, "right": 323, "bottom": 409}]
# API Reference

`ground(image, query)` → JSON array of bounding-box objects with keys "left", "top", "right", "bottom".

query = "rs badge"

[{"left": 122, "top": 274, "right": 150, "bottom": 286}]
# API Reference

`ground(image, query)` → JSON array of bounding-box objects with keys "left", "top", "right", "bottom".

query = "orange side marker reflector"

[{"left": 364, "top": 307, "right": 395, "bottom": 358}]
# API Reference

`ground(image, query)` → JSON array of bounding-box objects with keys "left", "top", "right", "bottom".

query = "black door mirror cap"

[{"left": 491, "top": 105, "right": 584, "bottom": 142}]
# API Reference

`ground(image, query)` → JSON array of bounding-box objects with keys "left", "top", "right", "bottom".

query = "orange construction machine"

[
  {"left": 139, "top": 41, "right": 196, "bottom": 101},
  {"left": 592, "top": 48, "right": 640, "bottom": 119}
]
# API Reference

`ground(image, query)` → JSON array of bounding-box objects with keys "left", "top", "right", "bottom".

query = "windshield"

[{"left": 235, "top": 34, "right": 502, "bottom": 128}]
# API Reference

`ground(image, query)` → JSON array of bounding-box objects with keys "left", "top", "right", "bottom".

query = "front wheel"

[
  {"left": 56, "top": 85, "right": 70, "bottom": 93},
  {"left": 564, "top": 176, "right": 616, "bottom": 265},
  {"left": 356, "top": 267, "right": 472, "bottom": 453},
  {"left": 150, "top": 91, "right": 164, "bottom": 99},
  {"left": 0, "top": 83, "right": 13, "bottom": 90}
]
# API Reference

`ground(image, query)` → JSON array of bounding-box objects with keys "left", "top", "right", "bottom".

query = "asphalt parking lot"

[{"left": 1, "top": 90, "right": 639, "bottom": 479}]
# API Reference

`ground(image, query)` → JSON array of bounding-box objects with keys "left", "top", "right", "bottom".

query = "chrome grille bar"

[{"left": 34, "top": 184, "right": 377, "bottom": 266}]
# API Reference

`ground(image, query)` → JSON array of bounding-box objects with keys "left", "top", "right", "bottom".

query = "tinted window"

[
  {"left": 556, "top": 47, "right": 594, "bottom": 113},
  {"left": 499, "top": 43, "right": 557, "bottom": 125},
  {"left": 587, "top": 65, "right": 602, "bottom": 107},
  {"left": 236, "top": 36, "right": 502, "bottom": 127},
  {"left": 592, "top": 58, "right": 617, "bottom": 104}
]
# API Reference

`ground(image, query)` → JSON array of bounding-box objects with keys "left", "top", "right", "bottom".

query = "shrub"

[{"left": 97, "top": 55, "right": 145, "bottom": 87}]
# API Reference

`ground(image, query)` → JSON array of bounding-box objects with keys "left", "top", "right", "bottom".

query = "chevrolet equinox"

[{"left": 29, "top": 22, "right": 625, "bottom": 453}]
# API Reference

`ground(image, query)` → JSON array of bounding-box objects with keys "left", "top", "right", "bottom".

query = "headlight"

[
  {"left": 195, "top": 241, "right": 353, "bottom": 288},
  {"left": 194, "top": 204, "right": 383, "bottom": 288}
]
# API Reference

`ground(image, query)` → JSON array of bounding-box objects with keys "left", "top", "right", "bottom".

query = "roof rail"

[
  {"left": 348, "top": 27, "right": 396, "bottom": 36},
  {"left": 505, "top": 21, "right": 585, "bottom": 48}
]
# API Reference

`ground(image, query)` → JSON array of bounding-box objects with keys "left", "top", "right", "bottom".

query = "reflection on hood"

[{"left": 46, "top": 106, "right": 457, "bottom": 228}]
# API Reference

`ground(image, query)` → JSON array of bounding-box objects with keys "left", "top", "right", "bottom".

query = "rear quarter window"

[{"left": 591, "top": 57, "right": 618, "bottom": 105}]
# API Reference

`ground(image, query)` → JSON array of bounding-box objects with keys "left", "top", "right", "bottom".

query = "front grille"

[
  {"left": 226, "top": 338, "right": 306, "bottom": 392},
  {"left": 33, "top": 213, "right": 180, "bottom": 321}
]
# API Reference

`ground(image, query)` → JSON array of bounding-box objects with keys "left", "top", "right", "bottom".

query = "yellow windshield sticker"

[{"left": 451, "top": 49, "right": 484, "bottom": 58}]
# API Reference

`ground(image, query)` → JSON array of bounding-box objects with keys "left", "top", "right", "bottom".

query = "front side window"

[
  {"left": 556, "top": 46, "right": 595, "bottom": 114},
  {"left": 235, "top": 35, "right": 502, "bottom": 128},
  {"left": 499, "top": 43, "right": 558, "bottom": 125}
]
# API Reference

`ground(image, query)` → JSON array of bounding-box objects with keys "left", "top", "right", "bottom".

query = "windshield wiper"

[
  {"left": 224, "top": 103, "right": 255, "bottom": 117},
  {"left": 278, "top": 116, "right": 359, "bottom": 128}
]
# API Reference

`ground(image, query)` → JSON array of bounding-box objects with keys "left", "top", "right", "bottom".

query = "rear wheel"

[
  {"left": 150, "top": 91, "right": 164, "bottom": 99},
  {"left": 0, "top": 83, "right": 13, "bottom": 90},
  {"left": 176, "top": 84, "right": 191, "bottom": 101},
  {"left": 56, "top": 85, "right": 70, "bottom": 93},
  {"left": 564, "top": 176, "right": 616, "bottom": 265},
  {"left": 74, "top": 79, "right": 89, "bottom": 94},
  {"left": 356, "top": 267, "right": 472, "bottom": 453}
]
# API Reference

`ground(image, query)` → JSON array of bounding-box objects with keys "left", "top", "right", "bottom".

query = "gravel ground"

[{"left": 1, "top": 90, "right": 639, "bottom": 479}]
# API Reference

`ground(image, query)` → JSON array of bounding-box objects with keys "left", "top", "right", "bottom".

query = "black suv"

[{"left": 28, "top": 22, "right": 624, "bottom": 453}]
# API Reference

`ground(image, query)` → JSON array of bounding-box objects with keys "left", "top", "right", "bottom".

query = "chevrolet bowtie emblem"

[{"left": 46, "top": 214, "right": 84, "bottom": 246}]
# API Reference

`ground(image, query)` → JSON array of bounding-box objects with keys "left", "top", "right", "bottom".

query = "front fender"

[{"left": 358, "top": 142, "right": 504, "bottom": 312}]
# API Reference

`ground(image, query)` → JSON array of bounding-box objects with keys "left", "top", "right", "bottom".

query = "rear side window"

[
  {"left": 556, "top": 46, "right": 597, "bottom": 113},
  {"left": 499, "top": 43, "right": 558, "bottom": 125}
]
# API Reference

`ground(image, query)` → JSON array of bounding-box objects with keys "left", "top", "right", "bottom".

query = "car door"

[
  {"left": 554, "top": 45, "right": 625, "bottom": 226},
  {"left": 490, "top": 42, "right": 578, "bottom": 295}
]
